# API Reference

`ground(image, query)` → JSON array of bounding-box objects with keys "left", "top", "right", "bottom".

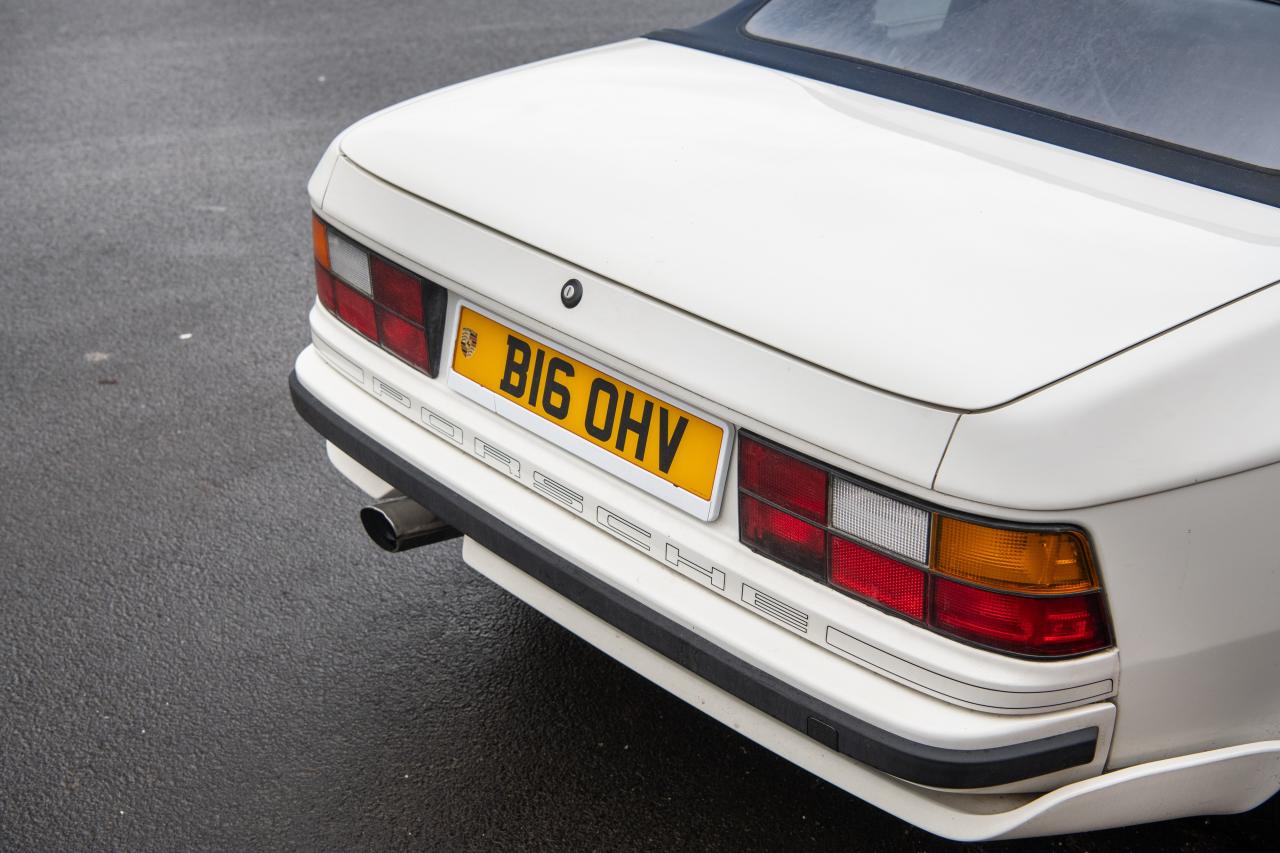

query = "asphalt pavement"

[{"left": 1, "top": 0, "right": 1276, "bottom": 850}]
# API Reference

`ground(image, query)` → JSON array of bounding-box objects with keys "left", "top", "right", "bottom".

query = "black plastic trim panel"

[
  {"left": 289, "top": 370, "right": 1100, "bottom": 789},
  {"left": 647, "top": 0, "right": 1280, "bottom": 209}
]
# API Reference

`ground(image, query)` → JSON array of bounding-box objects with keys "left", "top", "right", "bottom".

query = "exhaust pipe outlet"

[{"left": 360, "top": 496, "right": 461, "bottom": 553}]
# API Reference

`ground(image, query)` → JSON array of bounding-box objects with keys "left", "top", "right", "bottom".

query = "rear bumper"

[
  {"left": 290, "top": 367, "right": 1094, "bottom": 789},
  {"left": 290, "top": 345, "right": 1280, "bottom": 838},
  {"left": 465, "top": 537, "right": 1280, "bottom": 842}
]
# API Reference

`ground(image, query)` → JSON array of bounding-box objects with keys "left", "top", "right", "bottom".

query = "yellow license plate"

[{"left": 451, "top": 306, "right": 725, "bottom": 502}]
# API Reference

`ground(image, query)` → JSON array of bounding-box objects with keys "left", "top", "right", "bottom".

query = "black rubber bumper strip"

[{"left": 290, "top": 370, "right": 1099, "bottom": 789}]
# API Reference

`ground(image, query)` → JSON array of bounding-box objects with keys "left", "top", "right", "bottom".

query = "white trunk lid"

[{"left": 339, "top": 40, "right": 1280, "bottom": 410}]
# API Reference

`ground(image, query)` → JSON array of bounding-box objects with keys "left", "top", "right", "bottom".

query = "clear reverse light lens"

[
  {"left": 831, "top": 478, "right": 930, "bottom": 565},
  {"left": 327, "top": 231, "right": 372, "bottom": 295}
]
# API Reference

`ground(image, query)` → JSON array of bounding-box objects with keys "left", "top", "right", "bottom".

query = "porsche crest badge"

[{"left": 459, "top": 327, "right": 479, "bottom": 358}]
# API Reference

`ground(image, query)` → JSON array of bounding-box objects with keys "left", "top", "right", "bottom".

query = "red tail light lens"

[
  {"left": 333, "top": 281, "right": 377, "bottom": 340},
  {"left": 830, "top": 536, "right": 925, "bottom": 620},
  {"left": 739, "top": 435, "right": 828, "bottom": 522},
  {"left": 741, "top": 494, "right": 826, "bottom": 579},
  {"left": 310, "top": 214, "right": 446, "bottom": 377},
  {"left": 377, "top": 307, "right": 430, "bottom": 372},
  {"left": 930, "top": 578, "right": 1108, "bottom": 657},
  {"left": 737, "top": 432, "right": 1111, "bottom": 658},
  {"left": 314, "top": 261, "right": 337, "bottom": 312},
  {"left": 371, "top": 256, "right": 425, "bottom": 325}
]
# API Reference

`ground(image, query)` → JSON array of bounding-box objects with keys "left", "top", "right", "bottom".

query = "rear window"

[{"left": 746, "top": 0, "right": 1280, "bottom": 170}]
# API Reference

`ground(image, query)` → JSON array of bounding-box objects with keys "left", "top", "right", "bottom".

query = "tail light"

[
  {"left": 738, "top": 433, "right": 1111, "bottom": 658},
  {"left": 741, "top": 494, "right": 826, "bottom": 579},
  {"left": 311, "top": 214, "right": 447, "bottom": 377}
]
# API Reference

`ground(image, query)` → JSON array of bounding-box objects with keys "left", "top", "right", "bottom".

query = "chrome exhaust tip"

[{"left": 359, "top": 496, "right": 461, "bottom": 553}]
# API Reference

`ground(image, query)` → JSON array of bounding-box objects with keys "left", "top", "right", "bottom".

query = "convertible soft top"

[{"left": 652, "top": 0, "right": 1280, "bottom": 208}]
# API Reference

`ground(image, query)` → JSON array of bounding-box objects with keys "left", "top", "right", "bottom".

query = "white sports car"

[{"left": 290, "top": 0, "right": 1280, "bottom": 840}]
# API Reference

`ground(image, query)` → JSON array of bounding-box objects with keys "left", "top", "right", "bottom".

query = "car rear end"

[{"left": 291, "top": 38, "right": 1280, "bottom": 841}]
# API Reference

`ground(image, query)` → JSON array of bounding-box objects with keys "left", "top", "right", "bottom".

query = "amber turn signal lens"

[
  {"left": 934, "top": 517, "right": 1097, "bottom": 594},
  {"left": 312, "top": 214, "right": 330, "bottom": 269}
]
